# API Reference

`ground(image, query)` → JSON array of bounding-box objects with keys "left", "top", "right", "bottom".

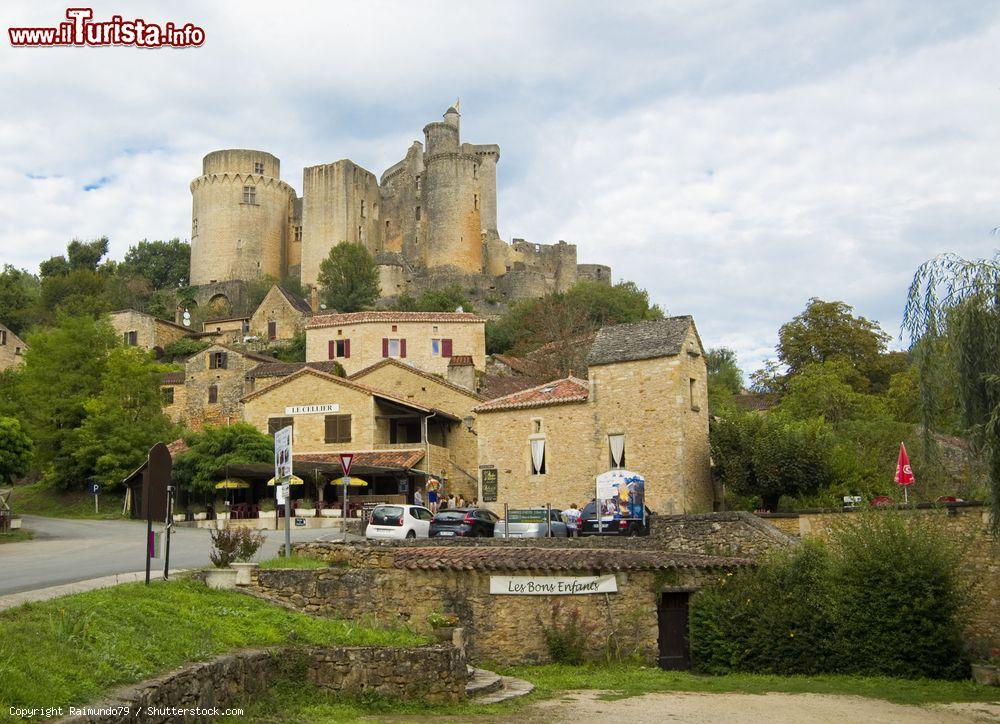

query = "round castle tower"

[
  {"left": 190, "top": 149, "right": 296, "bottom": 286},
  {"left": 421, "top": 107, "right": 483, "bottom": 274}
]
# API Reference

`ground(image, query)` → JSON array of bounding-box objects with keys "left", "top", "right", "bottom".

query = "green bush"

[
  {"left": 691, "top": 514, "right": 969, "bottom": 679},
  {"left": 537, "top": 600, "right": 594, "bottom": 665}
]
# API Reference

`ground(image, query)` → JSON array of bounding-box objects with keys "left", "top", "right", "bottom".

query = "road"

[{"left": 0, "top": 515, "right": 356, "bottom": 596}]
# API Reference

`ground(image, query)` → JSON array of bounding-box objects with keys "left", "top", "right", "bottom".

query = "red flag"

[{"left": 894, "top": 442, "right": 915, "bottom": 487}]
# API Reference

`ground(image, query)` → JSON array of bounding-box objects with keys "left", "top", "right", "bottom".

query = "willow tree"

[{"left": 903, "top": 252, "right": 1000, "bottom": 531}]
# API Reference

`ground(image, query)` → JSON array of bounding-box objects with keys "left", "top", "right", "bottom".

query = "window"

[
  {"left": 207, "top": 384, "right": 218, "bottom": 404},
  {"left": 386, "top": 220, "right": 391, "bottom": 231},
  {"left": 431, "top": 339, "right": 454, "bottom": 357},
  {"left": 415, "top": 206, "right": 421, "bottom": 220},
  {"left": 192, "top": 217, "right": 198, "bottom": 237},
  {"left": 267, "top": 321, "right": 277, "bottom": 340},
  {"left": 242, "top": 186, "right": 256, "bottom": 204},
  {"left": 328, "top": 339, "right": 350, "bottom": 359},
  {"left": 14, "top": 347, "right": 21, "bottom": 355},
  {"left": 532, "top": 419, "right": 542, "bottom": 434},
  {"left": 432, "top": 325, "right": 439, "bottom": 334},
  {"left": 383, "top": 338, "right": 406, "bottom": 358},
  {"left": 360, "top": 200, "right": 366, "bottom": 218},
  {"left": 473, "top": 164, "right": 478, "bottom": 179},
  {"left": 162, "top": 387, "right": 174, "bottom": 404},
  {"left": 324, "top": 414, "right": 352, "bottom": 443},
  {"left": 689, "top": 378, "right": 699, "bottom": 411},
  {"left": 0, "top": 330, "right": 6, "bottom": 345},
  {"left": 294, "top": 225, "right": 302, "bottom": 242},
  {"left": 268, "top": 417, "right": 293, "bottom": 435},
  {"left": 391, "top": 324, "right": 398, "bottom": 332},
  {"left": 208, "top": 351, "right": 228, "bottom": 369},
  {"left": 431, "top": 339, "right": 440, "bottom": 356},
  {"left": 474, "top": 193, "right": 479, "bottom": 210},
  {"left": 609, "top": 433, "right": 626, "bottom": 468},
  {"left": 530, "top": 438, "right": 546, "bottom": 475},
  {"left": 254, "top": 161, "right": 264, "bottom": 174},
  {"left": 415, "top": 174, "right": 421, "bottom": 190},
  {"left": 124, "top": 330, "right": 138, "bottom": 346}
]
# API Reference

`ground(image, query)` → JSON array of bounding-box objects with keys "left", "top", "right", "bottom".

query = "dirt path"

[{"left": 522, "top": 690, "right": 1000, "bottom": 723}]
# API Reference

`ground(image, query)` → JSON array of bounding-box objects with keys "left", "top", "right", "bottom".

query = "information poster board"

[{"left": 480, "top": 466, "right": 498, "bottom": 503}]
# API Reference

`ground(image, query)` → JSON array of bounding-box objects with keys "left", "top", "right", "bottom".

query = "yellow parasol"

[
  {"left": 267, "top": 474, "right": 305, "bottom": 486},
  {"left": 341, "top": 477, "right": 368, "bottom": 487},
  {"left": 215, "top": 478, "right": 250, "bottom": 489}
]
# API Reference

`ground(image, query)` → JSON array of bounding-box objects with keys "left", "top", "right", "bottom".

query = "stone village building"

[
  {"left": 109, "top": 309, "right": 191, "bottom": 354},
  {"left": 473, "top": 317, "right": 713, "bottom": 515},
  {"left": 0, "top": 323, "right": 27, "bottom": 372}
]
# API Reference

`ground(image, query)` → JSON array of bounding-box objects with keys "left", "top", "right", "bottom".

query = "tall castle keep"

[{"left": 189, "top": 106, "right": 610, "bottom": 308}]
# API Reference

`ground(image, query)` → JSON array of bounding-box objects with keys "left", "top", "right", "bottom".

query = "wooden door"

[{"left": 657, "top": 591, "right": 691, "bottom": 669}]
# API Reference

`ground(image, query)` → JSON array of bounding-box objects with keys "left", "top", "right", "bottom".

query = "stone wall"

[
  {"left": 0, "top": 323, "right": 26, "bottom": 372},
  {"left": 253, "top": 565, "right": 717, "bottom": 666},
  {"left": 63, "top": 644, "right": 466, "bottom": 723}
]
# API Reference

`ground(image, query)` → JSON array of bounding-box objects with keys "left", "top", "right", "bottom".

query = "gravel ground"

[{"left": 523, "top": 690, "right": 1000, "bottom": 724}]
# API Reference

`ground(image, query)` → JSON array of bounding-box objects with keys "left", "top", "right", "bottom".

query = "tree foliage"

[
  {"left": 317, "top": 242, "right": 380, "bottom": 312},
  {"left": 172, "top": 423, "right": 274, "bottom": 496},
  {"left": 0, "top": 265, "right": 41, "bottom": 336},
  {"left": 710, "top": 411, "right": 836, "bottom": 510},
  {"left": 903, "top": 252, "right": 1000, "bottom": 531},
  {"left": 0, "top": 417, "right": 31, "bottom": 485},
  {"left": 777, "top": 298, "right": 891, "bottom": 391},
  {"left": 72, "top": 347, "right": 177, "bottom": 490},
  {"left": 120, "top": 239, "right": 190, "bottom": 289},
  {"left": 391, "top": 283, "right": 473, "bottom": 313},
  {"left": 706, "top": 347, "right": 743, "bottom": 413}
]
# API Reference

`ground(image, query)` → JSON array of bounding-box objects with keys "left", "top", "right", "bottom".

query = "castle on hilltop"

[{"left": 187, "top": 105, "right": 611, "bottom": 314}]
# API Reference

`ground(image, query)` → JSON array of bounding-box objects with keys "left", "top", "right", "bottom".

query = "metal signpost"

[
  {"left": 274, "top": 426, "right": 293, "bottom": 558},
  {"left": 339, "top": 453, "right": 354, "bottom": 541},
  {"left": 163, "top": 485, "right": 174, "bottom": 579},
  {"left": 143, "top": 443, "right": 172, "bottom": 585},
  {"left": 88, "top": 481, "right": 100, "bottom": 514}
]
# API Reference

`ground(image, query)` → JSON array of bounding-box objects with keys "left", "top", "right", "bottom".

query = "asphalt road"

[{"left": 0, "top": 515, "right": 356, "bottom": 596}]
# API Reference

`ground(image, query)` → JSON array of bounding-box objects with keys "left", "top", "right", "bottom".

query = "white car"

[{"left": 365, "top": 504, "right": 434, "bottom": 540}]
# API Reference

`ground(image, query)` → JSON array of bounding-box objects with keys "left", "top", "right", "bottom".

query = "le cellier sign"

[{"left": 489, "top": 574, "right": 618, "bottom": 595}]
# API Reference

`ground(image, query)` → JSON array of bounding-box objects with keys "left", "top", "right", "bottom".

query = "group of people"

[{"left": 413, "top": 480, "right": 478, "bottom": 514}]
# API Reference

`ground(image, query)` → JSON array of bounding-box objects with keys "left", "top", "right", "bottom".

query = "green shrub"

[
  {"left": 690, "top": 515, "right": 969, "bottom": 680},
  {"left": 537, "top": 601, "right": 594, "bottom": 665}
]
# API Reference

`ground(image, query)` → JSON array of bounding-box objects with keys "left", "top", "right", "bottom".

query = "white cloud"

[{"left": 1, "top": 0, "right": 998, "bottom": 373}]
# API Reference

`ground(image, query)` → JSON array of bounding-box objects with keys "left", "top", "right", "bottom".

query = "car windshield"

[
  {"left": 371, "top": 506, "right": 403, "bottom": 525},
  {"left": 434, "top": 510, "right": 468, "bottom": 521}
]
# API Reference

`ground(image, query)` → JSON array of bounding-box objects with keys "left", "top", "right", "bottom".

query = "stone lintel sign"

[
  {"left": 489, "top": 574, "right": 618, "bottom": 595},
  {"left": 285, "top": 403, "right": 340, "bottom": 415}
]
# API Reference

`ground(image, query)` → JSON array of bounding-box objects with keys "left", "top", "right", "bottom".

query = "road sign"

[
  {"left": 339, "top": 452, "right": 354, "bottom": 477},
  {"left": 274, "top": 426, "right": 293, "bottom": 482},
  {"left": 88, "top": 482, "right": 100, "bottom": 495}
]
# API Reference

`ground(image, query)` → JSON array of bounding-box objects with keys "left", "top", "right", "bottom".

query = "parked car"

[
  {"left": 365, "top": 504, "right": 434, "bottom": 540},
  {"left": 494, "top": 508, "right": 569, "bottom": 538},
  {"left": 429, "top": 507, "right": 499, "bottom": 538},
  {"left": 577, "top": 501, "right": 652, "bottom": 536}
]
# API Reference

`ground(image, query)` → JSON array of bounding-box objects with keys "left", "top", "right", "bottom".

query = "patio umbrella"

[
  {"left": 215, "top": 479, "right": 250, "bottom": 489},
  {"left": 266, "top": 475, "right": 305, "bottom": 486}
]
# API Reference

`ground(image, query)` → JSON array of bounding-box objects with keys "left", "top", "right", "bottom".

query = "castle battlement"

[{"left": 188, "top": 106, "right": 611, "bottom": 307}]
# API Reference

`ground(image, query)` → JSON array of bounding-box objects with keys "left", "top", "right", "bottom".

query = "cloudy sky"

[{"left": 2, "top": 0, "right": 998, "bottom": 374}]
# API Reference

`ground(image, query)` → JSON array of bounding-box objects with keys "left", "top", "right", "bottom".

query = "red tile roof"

[
  {"left": 348, "top": 358, "right": 485, "bottom": 401},
  {"left": 474, "top": 377, "right": 590, "bottom": 412},
  {"left": 246, "top": 361, "right": 345, "bottom": 379},
  {"left": 734, "top": 393, "right": 780, "bottom": 412},
  {"left": 306, "top": 311, "right": 485, "bottom": 329},
  {"left": 393, "top": 546, "right": 751, "bottom": 572},
  {"left": 160, "top": 371, "right": 185, "bottom": 385},
  {"left": 478, "top": 374, "right": 543, "bottom": 401},
  {"left": 294, "top": 450, "right": 425, "bottom": 471},
  {"left": 166, "top": 438, "right": 190, "bottom": 457},
  {"left": 447, "top": 355, "right": 474, "bottom": 367}
]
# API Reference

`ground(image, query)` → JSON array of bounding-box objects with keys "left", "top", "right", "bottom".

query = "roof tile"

[
  {"left": 587, "top": 316, "right": 695, "bottom": 366},
  {"left": 474, "top": 376, "right": 590, "bottom": 412},
  {"left": 307, "top": 311, "right": 485, "bottom": 329}
]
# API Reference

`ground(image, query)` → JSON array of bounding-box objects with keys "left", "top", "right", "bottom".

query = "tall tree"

[
  {"left": 73, "top": 347, "right": 177, "bottom": 490},
  {"left": 0, "top": 265, "right": 41, "bottom": 335},
  {"left": 66, "top": 237, "right": 109, "bottom": 271},
  {"left": 172, "top": 423, "right": 274, "bottom": 497},
  {"left": 565, "top": 280, "right": 664, "bottom": 326},
  {"left": 903, "top": 252, "right": 1000, "bottom": 530},
  {"left": 777, "top": 298, "right": 890, "bottom": 389},
  {"left": 317, "top": 242, "right": 380, "bottom": 312},
  {"left": 0, "top": 417, "right": 31, "bottom": 485},
  {"left": 120, "top": 239, "right": 191, "bottom": 289},
  {"left": 15, "top": 314, "right": 116, "bottom": 488}
]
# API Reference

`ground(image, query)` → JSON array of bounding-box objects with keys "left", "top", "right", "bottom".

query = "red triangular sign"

[
  {"left": 894, "top": 442, "right": 915, "bottom": 487},
  {"left": 339, "top": 453, "right": 354, "bottom": 477}
]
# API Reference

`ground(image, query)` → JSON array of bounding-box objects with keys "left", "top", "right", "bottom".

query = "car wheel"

[
  {"left": 627, "top": 524, "right": 640, "bottom": 537},
  {"left": 405, "top": 529, "right": 416, "bottom": 539}
]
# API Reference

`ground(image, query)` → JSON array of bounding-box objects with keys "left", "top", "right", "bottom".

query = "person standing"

[
  {"left": 563, "top": 503, "right": 582, "bottom": 537},
  {"left": 414, "top": 488, "right": 424, "bottom": 508},
  {"left": 426, "top": 478, "right": 440, "bottom": 513}
]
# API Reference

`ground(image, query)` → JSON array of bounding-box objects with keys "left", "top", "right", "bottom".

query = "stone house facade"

[
  {"left": 0, "top": 323, "right": 26, "bottom": 371},
  {"left": 200, "top": 316, "right": 249, "bottom": 345},
  {"left": 176, "top": 344, "right": 273, "bottom": 429},
  {"left": 249, "top": 285, "right": 313, "bottom": 343},
  {"left": 109, "top": 309, "right": 190, "bottom": 353},
  {"left": 473, "top": 317, "right": 714, "bottom": 515},
  {"left": 305, "top": 311, "right": 486, "bottom": 377}
]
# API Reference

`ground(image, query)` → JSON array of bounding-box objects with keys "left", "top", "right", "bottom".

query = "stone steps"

[{"left": 466, "top": 667, "right": 534, "bottom": 705}]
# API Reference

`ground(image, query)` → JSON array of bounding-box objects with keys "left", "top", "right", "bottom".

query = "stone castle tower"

[{"left": 189, "top": 106, "right": 610, "bottom": 308}]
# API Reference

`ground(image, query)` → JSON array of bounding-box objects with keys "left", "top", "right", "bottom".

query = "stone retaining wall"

[{"left": 62, "top": 644, "right": 465, "bottom": 723}]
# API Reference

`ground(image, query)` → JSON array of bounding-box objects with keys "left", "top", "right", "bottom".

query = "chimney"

[
  {"left": 447, "top": 355, "right": 476, "bottom": 392},
  {"left": 310, "top": 286, "right": 319, "bottom": 314}
]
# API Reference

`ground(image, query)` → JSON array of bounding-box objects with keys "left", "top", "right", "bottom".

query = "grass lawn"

[
  {"left": 0, "top": 578, "right": 426, "bottom": 722},
  {"left": 9, "top": 481, "right": 122, "bottom": 520},
  {"left": 258, "top": 553, "right": 330, "bottom": 569},
  {"left": 0, "top": 529, "right": 33, "bottom": 544}
]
